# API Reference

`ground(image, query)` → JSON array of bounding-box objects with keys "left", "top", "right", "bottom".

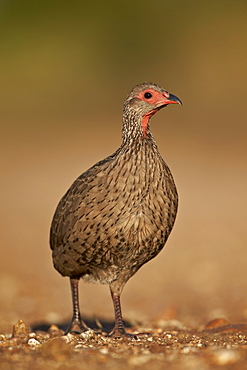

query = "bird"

[{"left": 50, "top": 82, "right": 182, "bottom": 338}]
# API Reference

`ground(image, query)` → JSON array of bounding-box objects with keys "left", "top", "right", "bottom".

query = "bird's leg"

[
  {"left": 107, "top": 287, "right": 137, "bottom": 338},
  {"left": 64, "top": 277, "right": 90, "bottom": 334}
]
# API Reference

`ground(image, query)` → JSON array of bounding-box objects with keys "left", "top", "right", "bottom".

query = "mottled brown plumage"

[{"left": 50, "top": 82, "right": 182, "bottom": 337}]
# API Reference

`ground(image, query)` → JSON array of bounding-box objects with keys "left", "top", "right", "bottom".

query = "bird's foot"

[
  {"left": 64, "top": 318, "right": 91, "bottom": 335},
  {"left": 106, "top": 326, "right": 151, "bottom": 339}
]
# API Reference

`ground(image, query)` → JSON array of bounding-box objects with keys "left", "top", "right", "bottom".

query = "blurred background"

[{"left": 1, "top": 0, "right": 247, "bottom": 333}]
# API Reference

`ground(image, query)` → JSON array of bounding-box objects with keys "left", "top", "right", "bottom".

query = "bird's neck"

[
  {"left": 119, "top": 113, "right": 163, "bottom": 164},
  {"left": 121, "top": 109, "right": 155, "bottom": 144}
]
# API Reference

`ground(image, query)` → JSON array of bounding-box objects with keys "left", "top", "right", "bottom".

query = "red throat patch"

[{"left": 141, "top": 109, "right": 157, "bottom": 137}]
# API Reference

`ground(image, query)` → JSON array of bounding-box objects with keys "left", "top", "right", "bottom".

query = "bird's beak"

[{"left": 163, "top": 93, "right": 182, "bottom": 106}]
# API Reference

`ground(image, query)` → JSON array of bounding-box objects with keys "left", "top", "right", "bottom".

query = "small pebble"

[
  {"left": 61, "top": 334, "right": 73, "bottom": 343},
  {"left": 28, "top": 332, "right": 36, "bottom": 338},
  {"left": 182, "top": 346, "right": 195, "bottom": 354},
  {"left": 99, "top": 348, "right": 109, "bottom": 355},
  {"left": 28, "top": 338, "right": 40, "bottom": 347},
  {"left": 211, "top": 349, "right": 241, "bottom": 365},
  {"left": 204, "top": 318, "right": 229, "bottom": 329},
  {"left": 80, "top": 329, "right": 95, "bottom": 339},
  {"left": 12, "top": 319, "right": 30, "bottom": 337},
  {"left": 48, "top": 324, "right": 63, "bottom": 337}
]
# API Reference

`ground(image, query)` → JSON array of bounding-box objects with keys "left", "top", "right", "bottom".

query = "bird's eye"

[{"left": 144, "top": 92, "right": 152, "bottom": 99}]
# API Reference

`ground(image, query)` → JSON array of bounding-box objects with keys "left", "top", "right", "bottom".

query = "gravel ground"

[{"left": 1, "top": 318, "right": 247, "bottom": 369}]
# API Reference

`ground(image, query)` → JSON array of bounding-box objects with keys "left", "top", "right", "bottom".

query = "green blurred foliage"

[{"left": 1, "top": 0, "right": 247, "bottom": 132}]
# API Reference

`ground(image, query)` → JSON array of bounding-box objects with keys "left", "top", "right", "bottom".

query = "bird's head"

[{"left": 123, "top": 82, "right": 182, "bottom": 138}]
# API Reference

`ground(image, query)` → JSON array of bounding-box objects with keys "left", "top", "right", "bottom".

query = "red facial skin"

[{"left": 136, "top": 88, "right": 180, "bottom": 137}]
